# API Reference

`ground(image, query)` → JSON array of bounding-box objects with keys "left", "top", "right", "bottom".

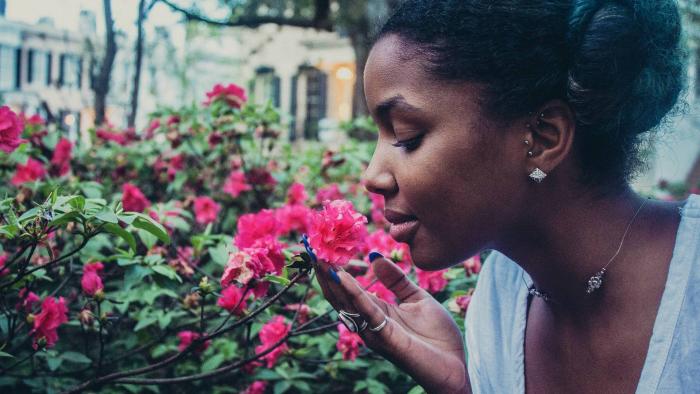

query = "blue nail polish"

[
  {"left": 300, "top": 234, "right": 318, "bottom": 263},
  {"left": 329, "top": 269, "right": 341, "bottom": 284},
  {"left": 368, "top": 251, "right": 384, "bottom": 263}
]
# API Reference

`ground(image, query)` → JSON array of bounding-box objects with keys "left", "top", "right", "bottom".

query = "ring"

[
  {"left": 369, "top": 317, "right": 388, "bottom": 332},
  {"left": 338, "top": 310, "right": 367, "bottom": 333}
]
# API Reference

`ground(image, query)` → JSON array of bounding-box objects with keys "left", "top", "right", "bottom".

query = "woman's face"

[{"left": 362, "top": 35, "right": 529, "bottom": 270}]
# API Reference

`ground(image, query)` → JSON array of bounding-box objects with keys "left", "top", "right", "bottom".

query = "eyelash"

[{"left": 391, "top": 135, "right": 424, "bottom": 152}]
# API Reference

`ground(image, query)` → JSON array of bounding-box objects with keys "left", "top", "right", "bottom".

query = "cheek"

[{"left": 398, "top": 131, "right": 510, "bottom": 267}]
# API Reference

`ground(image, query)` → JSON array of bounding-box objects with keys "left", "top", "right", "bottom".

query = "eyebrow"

[{"left": 374, "top": 95, "right": 425, "bottom": 122}]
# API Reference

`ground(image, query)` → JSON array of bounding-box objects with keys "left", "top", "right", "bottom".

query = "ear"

[{"left": 524, "top": 99, "right": 576, "bottom": 176}]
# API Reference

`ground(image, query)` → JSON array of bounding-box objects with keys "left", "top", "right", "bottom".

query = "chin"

[{"left": 408, "top": 239, "right": 461, "bottom": 271}]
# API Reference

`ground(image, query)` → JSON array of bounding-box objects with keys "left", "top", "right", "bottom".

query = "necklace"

[{"left": 524, "top": 197, "right": 650, "bottom": 303}]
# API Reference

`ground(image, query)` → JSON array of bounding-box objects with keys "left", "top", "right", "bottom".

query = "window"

[
  {"left": 46, "top": 52, "right": 52, "bottom": 86},
  {"left": 0, "top": 45, "right": 17, "bottom": 90},
  {"left": 27, "top": 49, "right": 34, "bottom": 83},
  {"left": 58, "top": 54, "right": 80, "bottom": 89}
]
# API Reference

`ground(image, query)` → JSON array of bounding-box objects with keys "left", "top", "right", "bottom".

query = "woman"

[{"left": 317, "top": 0, "right": 697, "bottom": 393}]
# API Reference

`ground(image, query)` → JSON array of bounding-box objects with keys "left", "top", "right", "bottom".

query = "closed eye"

[{"left": 391, "top": 135, "right": 424, "bottom": 152}]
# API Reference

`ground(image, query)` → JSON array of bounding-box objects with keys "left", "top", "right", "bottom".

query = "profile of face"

[{"left": 362, "top": 35, "right": 532, "bottom": 270}]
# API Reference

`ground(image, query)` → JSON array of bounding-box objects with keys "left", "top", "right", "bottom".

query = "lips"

[{"left": 384, "top": 209, "right": 419, "bottom": 243}]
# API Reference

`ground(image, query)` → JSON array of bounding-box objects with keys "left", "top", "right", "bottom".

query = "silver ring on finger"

[
  {"left": 369, "top": 317, "right": 388, "bottom": 332},
  {"left": 338, "top": 310, "right": 366, "bottom": 333}
]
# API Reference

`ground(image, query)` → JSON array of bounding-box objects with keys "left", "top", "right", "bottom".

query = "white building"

[{"left": 0, "top": 5, "right": 92, "bottom": 140}]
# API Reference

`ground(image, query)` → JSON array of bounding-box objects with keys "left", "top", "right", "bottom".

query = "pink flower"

[
  {"left": 363, "top": 229, "right": 411, "bottom": 270},
  {"left": 217, "top": 285, "right": 248, "bottom": 315},
  {"left": 337, "top": 322, "right": 364, "bottom": 361},
  {"left": 221, "top": 247, "right": 278, "bottom": 287},
  {"left": 11, "top": 158, "right": 46, "bottom": 185},
  {"left": 96, "top": 128, "right": 133, "bottom": 146},
  {"left": 168, "top": 246, "right": 196, "bottom": 277},
  {"left": 286, "top": 182, "right": 308, "bottom": 205},
  {"left": 463, "top": 255, "right": 482, "bottom": 277},
  {"left": 241, "top": 381, "right": 268, "bottom": 394},
  {"left": 122, "top": 183, "right": 150, "bottom": 212},
  {"left": 23, "top": 113, "right": 45, "bottom": 126},
  {"left": 315, "top": 184, "right": 344, "bottom": 205},
  {"left": 246, "top": 167, "right": 277, "bottom": 187},
  {"left": 177, "top": 330, "right": 210, "bottom": 354},
  {"left": 455, "top": 294, "right": 471, "bottom": 313},
  {"left": 369, "top": 192, "right": 387, "bottom": 226},
  {"left": 307, "top": 200, "right": 368, "bottom": 267},
  {"left": 31, "top": 296, "right": 68, "bottom": 349},
  {"left": 255, "top": 316, "right": 290, "bottom": 368},
  {"left": 284, "top": 303, "right": 310, "bottom": 324},
  {"left": 234, "top": 209, "right": 279, "bottom": 248},
  {"left": 0, "top": 253, "right": 8, "bottom": 277},
  {"left": 223, "top": 170, "right": 252, "bottom": 198},
  {"left": 203, "top": 83, "right": 247, "bottom": 108},
  {"left": 416, "top": 268, "right": 449, "bottom": 294},
  {"left": 0, "top": 106, "right": 25, "bottom": 153},
  {"left": 275, "top": 204, "right": 311, "bottom": 235},
  {"left": 50, "top": 138, "right": 72, "bottom": 176},
  {"left": 167, "top": 115, "right": 180, "bottom": 126},
  {"left": 81, "top": 262, "right": 104, "bottom": 297},
  {"left": 16, "top": 288, "right": 40, "bottom": 312},
  {"left": 356, "top": 274, "right": 396, "bottom": 305},
  {"left": 193, "top": 196, "right": 221, "bottom": 225},
  {"left": 145, "top": 119, "right": 161, "bottom": 138}
]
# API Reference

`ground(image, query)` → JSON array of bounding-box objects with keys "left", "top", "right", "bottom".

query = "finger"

[
  {"left": 336, "top": 270, "right": 393, "bottom": 345},
  {"left": 315, "top": 263, "right": 351, "bottom": 312},
  {"left": 372, "top": 257, "right": 426, "bottom": 303}
]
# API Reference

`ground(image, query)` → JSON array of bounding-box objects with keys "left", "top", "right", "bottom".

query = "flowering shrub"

[{"left": 0, "top": 86, "right": 485, "bottom": 393}]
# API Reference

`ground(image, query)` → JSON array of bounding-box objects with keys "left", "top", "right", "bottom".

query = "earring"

[{"left": 529, "top": 168, "right": 547, "bottom": 183}]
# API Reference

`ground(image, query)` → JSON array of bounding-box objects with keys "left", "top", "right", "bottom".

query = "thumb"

[{"left": 372, "top": 256, "right": 426, "bottom": 303}]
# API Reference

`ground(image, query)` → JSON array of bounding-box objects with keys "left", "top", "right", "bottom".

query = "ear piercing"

[
  {"left": 524, "top": 139, "right": 533, "bottom": 157},
  {"left": 524, "top": 139, "right": 546, "bottom": 182}
]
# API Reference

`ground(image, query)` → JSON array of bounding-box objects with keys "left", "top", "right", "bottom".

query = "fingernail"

[
  {"left": 329, "top": 269, "right": 341, "bottom": 284},
  {"left": 368, "top": 252, "right": 384, "bottom": 263}
]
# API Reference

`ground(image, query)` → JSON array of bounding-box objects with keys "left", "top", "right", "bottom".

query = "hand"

[{"left": 316, "top": 257, "right": 471, "bottom": 394}]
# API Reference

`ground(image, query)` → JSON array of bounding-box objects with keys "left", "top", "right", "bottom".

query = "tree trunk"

[
  {"left": 350, "top": 32, "right": 370, "bottom": 117},
  {"left": 128, "top": 0, "right": 147, "bottom": 128},
  {"left": 93, "top": 0, "right": 117, "bottom": 126}
]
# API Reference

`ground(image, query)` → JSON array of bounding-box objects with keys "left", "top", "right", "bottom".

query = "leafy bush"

[{"left": 0, "top": 87, "right": 480, "bottom": 394}]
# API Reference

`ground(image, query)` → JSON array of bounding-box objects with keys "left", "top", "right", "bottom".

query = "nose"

[{"left": 362, "top": 143, "right": 397, "bottom": 196}]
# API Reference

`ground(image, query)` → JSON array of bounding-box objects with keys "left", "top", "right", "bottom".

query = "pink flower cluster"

[
  {"left": 337, "top": 323, "right": 364, "bottom": 361},
  {"left": 255, "top": 315, "right": 290, "bottom": 368},
  {"left": 217, "top": 285, "right": 248, "bottom": 315},
  {"left": 31, "top": 296, "right": 69, "bottom": 349},
  {"left": 50, "top": 138, "right": 73, "bottom": 176},
  {"left": 415, "top": 268, "right": 449, "bottom": 294},
  {"left": 177, "top": 330, "right": 210, "bottom": 355},
  {"left": 0, "top": 106, "right": 25, "bottom": 153},
  {"left": 193, "top": 196, "right": 221, "bottom": 225},
  {"left": 81, "top": 262, "right": 105, "bottom": 297},
  {"left": 223, "top": 170, "right": 252, "bottom": 198},
  {"left": 122, "top": 183, "right": 151, "bottom": 212},
  {"left": 203, "top": 83, "right": 247, "bottom": 108},
  {"left": 307, "top": 200, "right": 368, "bottom": 267},
  {"left": 11, "top": 158, "right": 46, "bottom": 185}
]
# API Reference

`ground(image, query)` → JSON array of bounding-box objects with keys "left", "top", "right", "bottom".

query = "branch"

[{"left": 158, "top": 0, "right": 333, "bottom": 31}]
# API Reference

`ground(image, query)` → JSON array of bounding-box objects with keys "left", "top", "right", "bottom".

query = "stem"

[
  {"left": 0, "top": 349, "right": 38, "bottom": 374},
  {"left": 0, "top": 234, "right": 91, "bottom": 291},
  {"left": 96, "top": 301, "right": 105, "bottom": 374}
]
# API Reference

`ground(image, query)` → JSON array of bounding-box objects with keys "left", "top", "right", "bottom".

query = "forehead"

[{"left": 364, "top": 35, "right": 433, "bottom": 107}]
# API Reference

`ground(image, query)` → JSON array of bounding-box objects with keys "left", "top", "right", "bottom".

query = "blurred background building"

[{"left": 0, "top": 0, "right": 698, "bottom": 190}]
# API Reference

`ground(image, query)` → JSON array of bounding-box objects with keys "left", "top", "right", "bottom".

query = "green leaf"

[
  {"left": 0, "top": 351, "right": 15, "bottom": 359},
  {"left": 201, "top": 354, "right": 225, "bottom": 372},
  {"left": 103, "top": 223, "right": 137, "bottom": 252},
  {"left": 46, "top": 356, "right": 63, "bottom": 371},
  {"left": 95, "top": 208, "right": 119, "bottom": 224},
  {"left": 61, "top": 351, "right": 92, "bottom": 364},
  {"left": 407, "top": 386, "right": 427, "bottom": 394},
  {"left": 273, "top": 380, "right": 291, "bottom": 394},
  {"left": 48, "top": 211, "right": 82, "bottom": 228},
  {"left": 126, "top": 214, "right": 169, "bottom": 244},
  {"left": 264, "top": 275, "right": 291, "bottom": 286},
  {"left": 209, "top": 243, "right": 230, "bottom": 266},
  {"left": 151, "top": 265, "right": 182, "bottom": 283},
  {"left": 133, "top": 315, "right": 158, "bottom": 332},
  {"left": 17, "top": 207, "right": 40, "bottom": 223}
]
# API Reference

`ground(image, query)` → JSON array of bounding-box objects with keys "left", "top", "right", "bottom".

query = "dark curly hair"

[{"left": 376, "top": 0, "right": 687, "bottom": 189}]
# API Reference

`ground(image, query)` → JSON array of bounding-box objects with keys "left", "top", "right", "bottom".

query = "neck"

[{"left": 497, "top": 185, "right": 649, "bottom": 311}]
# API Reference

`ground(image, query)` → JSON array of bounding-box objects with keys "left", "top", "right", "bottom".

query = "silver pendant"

[{"left": 586, "top": 268, "right": 607, "bottom": 294}]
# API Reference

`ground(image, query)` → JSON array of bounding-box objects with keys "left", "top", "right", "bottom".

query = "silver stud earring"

[
  {"left": 529, "top": 168, "right": 547, "bottom": 183},
  {"left": 527, "top": 151, "right": 534, "bottom": 157}
]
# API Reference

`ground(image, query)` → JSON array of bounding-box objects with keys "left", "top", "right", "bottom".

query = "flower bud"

[
  {"left": 183, "top": 292, "right": 201, "bottom": 309},
  {"left": 26, "top": 313, "right": 35, "bottom": 324},
  {"left": 78, "top": 309, "right": 94, "bottom": 326},
  {"left": 198, "top": 276, "right": 212, "bottom": 295},
  {"left": 93, "top": 289, "right": 105, "bottom": 302}
]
